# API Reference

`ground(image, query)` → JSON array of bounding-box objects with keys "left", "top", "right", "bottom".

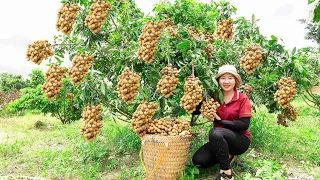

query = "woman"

[{"left": 192, "top": 65, "right": 252, "bottom": 180}]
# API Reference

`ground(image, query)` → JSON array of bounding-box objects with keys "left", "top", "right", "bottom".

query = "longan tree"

[{"left": 25, "top": 0, "right": 316, "bottom": 132}]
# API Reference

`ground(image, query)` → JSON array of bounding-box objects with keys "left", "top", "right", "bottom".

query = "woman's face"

[{"left": 218, "top": 73, "right": 236, "bottom": 92}]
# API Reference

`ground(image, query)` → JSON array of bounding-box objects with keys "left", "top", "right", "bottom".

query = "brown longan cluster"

[
  {"left": 215, "top": 18, "right": 233, "bottom": 40},
  {"left": 67, "top": 54, "right": 94, "bottom": 86},
  {"left": 277, "top": 113, "right": 288, "bottom": 127},
  {"left": 42, "top": 65, "right": 66, "bottom": 101},
  {"left": 240, "top": 84, "right": 253, "bottom": 97},
  {"left": 240, "top": 45, "right": 264, "bottom": 74},
  {"left": 277, "top": 106, "right": 298, "bottom": 127},
  {"left": 137, "top": 21, "right": 164, "bottom": 64},
  {"left": 56, "top": 4, "right": 80, "bottom": 35},
  {"left": 200, "top": 98, "right": 220, "bottom": 119},
  {"left": 204, "top": 32, "right": 215, "bottom": 44},
  {"left": 84, "top": 0, "right": 111, "bottom": 34},
  {"left": 147, "top": 118, "right": 192, "bottom": 136},
  {"left": 180, "top": 76, "right": 203, "bottom": 114},
  {"left": 274, "top": 77, "right": 297, "bottom": 108},
  {"left": 130, "top": 101, "right": 158, "bottom": 137},
  {"left": 205, "top": 43, "right": 214, "bottom": 59},
  {"left": 80, "top": 104, "right": 102, "bottom": 141},
  {"left": 26, "top": 40, "right": 54, "bottom": 65},
  {"left": 188, "top": 26, "right": 203, "bottom": 39},
  {"left": 116, "top": 67, "right": 141, "bottom": 104},
  {"left": 161, "top": 19, "right": 178, "bottom": 37},
  {"left": 157, "top": 64, "right": 179, "bottom": 98}
]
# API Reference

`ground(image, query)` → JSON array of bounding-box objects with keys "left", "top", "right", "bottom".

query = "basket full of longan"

[{"left": 140, "top": 118, "right": 192, "bottom": 180}]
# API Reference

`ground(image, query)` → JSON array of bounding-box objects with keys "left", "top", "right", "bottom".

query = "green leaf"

[
  {"left": 252, "top": 14, "right": 255, "bottom": 23},
  {"left": 313, "top": 4, "right": 320, "bottom": 22},
  {"left": 291, "top": 47, "right": 296, "bottom": 56},
  {"left": 309, "top": 0, "right": 316, "bottom": 4},
  {"left": 271, "top": 35, "right": 278, "bottom": 41},
  {"left": 177, "top": 40, "right": 191, "bottom": 53},
  {"left": 100, "top": 81, "right": 106, "bottom": 96}
]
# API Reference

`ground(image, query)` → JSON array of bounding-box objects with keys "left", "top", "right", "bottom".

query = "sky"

[{"left": 0, "top": 0, "right": 317, "bottom": 79}]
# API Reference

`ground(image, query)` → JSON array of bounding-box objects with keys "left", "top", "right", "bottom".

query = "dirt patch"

[
  {"left": 100, "top": 171, "right": 121, "bottom": 180},
  {"left": 311, "top": 86, "right": 320, "bottom": 94}
]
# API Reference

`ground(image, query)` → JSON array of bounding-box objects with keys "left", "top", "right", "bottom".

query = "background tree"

[
  {"left": 0, "top": 73, "right": 27, "bottom": 93},
  {"left": 27, "top": 68, "right": 45, "bottom": 88}
]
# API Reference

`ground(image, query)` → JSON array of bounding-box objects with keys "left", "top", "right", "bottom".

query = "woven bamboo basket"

[{"left": 140, "top": 134, "right": 193, "bottom": 180}]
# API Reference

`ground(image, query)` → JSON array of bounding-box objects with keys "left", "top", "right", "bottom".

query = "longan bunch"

[
  {"left": 147, "top": 118, "right": 192, "bottom": 136},
  {"left": 67, "top": 54, "right": 94, "bottom": 86},
  {"left": 180, "top": 75, "right": 203, "bottom": 114},
  {"left": 240, "top": 84, "right": 253, "bottom": 97},
  {"left": 137, "top": 21, "right": 164, "bottom": 64},
  {"left": 277, "top": 113, "right": 288, "bottom": 127},
  {"left": 277, "top": 106, "right": 298, "bottom": 127},
  {"left": 157, "top": 64, "right": 179, "bottom": 98},
  {"left": 204, "top": 32, "right": 215, "bottom": 44},
  {"left": 284, "top": 106, "right": 298, "bottom": 121},
  {"left": 84, "top": 0, "right": 111, "bottom": 33},
  {"left": 215, "top": 18, "right": 233, "bottom": 40},
  {"left": 41, "top": 65, "right": 67, "bottom": 101},
  {"left": 26, "top": 40, "right": 54, "bottom": 65},
  {"left": 130, "top": 101, "right": 158, "bottom": 137},
  {"left": 240, "top": 45, "right": 264, "bottom": 74},
  {"left": 161, "top": 19, "right": 178, "bottom": 37},
  {"left": 116, "top": 67, "right": 141, "bottom": 104},
  {"left": 188, "top": 26, "right": 203, "bottom": 39},
  {"left": 80, "top": 104, "right": 102, "bottom": 141},
  {"left": 274, "top": 77, "right": 297, "bottom": 108},
  {"left": 56, "top": 4, "right": 80, "bottom": 35},
  {"left": 200, "top": 98, "right": 220, "bottom": 119},
  {"left": 277, "top": 77, "right": 296, "bottom": 89},
  {"left": 205, "top": 43, "right": 214, "bottom": 59},
  {"left": 161, "top": 19, "right": 174, "bottom": 27}
]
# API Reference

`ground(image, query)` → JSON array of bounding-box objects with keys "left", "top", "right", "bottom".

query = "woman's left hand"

[{"left": 203, "top": 113, "right": 221, "bottom": 122}]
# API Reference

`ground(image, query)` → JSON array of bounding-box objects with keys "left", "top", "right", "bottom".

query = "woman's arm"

[{"left": 215, "top": 117, "right": 250, "bottom": 131}]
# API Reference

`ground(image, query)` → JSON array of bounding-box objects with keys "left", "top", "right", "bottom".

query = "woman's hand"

[{"left": 203, "top": 113, "right": 221, "bottom": 122}]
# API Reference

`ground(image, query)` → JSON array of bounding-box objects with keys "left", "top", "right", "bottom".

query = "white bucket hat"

[{"left": 215, "top": 65, "right": 242, "bottom": 87}]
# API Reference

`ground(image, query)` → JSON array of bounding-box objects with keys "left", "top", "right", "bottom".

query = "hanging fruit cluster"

[
  {"left": 42, "top": 65, "right": 66, "bottom": 101},
  {"left": 240, "top": 84, "right": 253, "bottom": 97},
  {"left": 26, "top": 40, "right": 54, "bottom": 65},
  {"left": 284, "top": 106, "right": 298, "bottom": 121},
  {"left": 274, "top": 77, "right": 297, "bottom": 108},
  {"left": 80, "top": 104, "right": 102, "bottom": 141},
  {"left": 56, "top": 4, "right": 80, "bottom": 35},
  {"left": 215, "top": 18, "right": 233, "bottom": 40},
  {"left": 240, "top": 45, "right": 264, "bottom": 74},
  {"left": 161, "top": 19, "right": 178, "bottom": 37},
  {"left": 117, "top": 67, "right": 141, "bottom": 104},
  {"left": 84, "top": 0, "right": 111, "bottom": 34},
  {"left": 67, "top": 54, "right": 94, "bottom": 86},
  {"left": 277, "top": 106, "right": 298, "bottom": 127},
  {"left": 205, "top": 43, "right": 214, "bottom": 59},
  {"left": 147, "top": 118, "right": 192, "bottom": 136},
  {"left": 188, "top": 26, "right": 203, "bottom": 39},
  {"left": 180, "top": 75, "right": 203, "bottom": 114},
  {"left": 130, "top": 101, "right": 158, "bottom": 137},
  {"left": 204, "top": 32, "right": 215, "bottom": 43},
  {"left": 137, "top": 21, "right": 164, "bottom": 64},
  {"left": 200, "top": 98, "right": 220, "bottom": 119},
  {"left": 157, "top": 64, "right": 179, "bottom": 98},
  {"left": 277, "top": 113, "right": 288, "bottom": 127}
]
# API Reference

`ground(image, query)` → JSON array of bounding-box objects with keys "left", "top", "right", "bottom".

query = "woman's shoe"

[{"left": 215, "top": 171, "right": 233, "bottom": 180}]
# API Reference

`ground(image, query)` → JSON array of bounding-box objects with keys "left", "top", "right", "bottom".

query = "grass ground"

[{"left": 0, "top": 97, "right": 319, "bottom": 179}]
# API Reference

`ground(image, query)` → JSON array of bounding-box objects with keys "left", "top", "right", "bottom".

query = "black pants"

[{"left": 192, "top": 127, "right": 250, "bottom": 170}]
